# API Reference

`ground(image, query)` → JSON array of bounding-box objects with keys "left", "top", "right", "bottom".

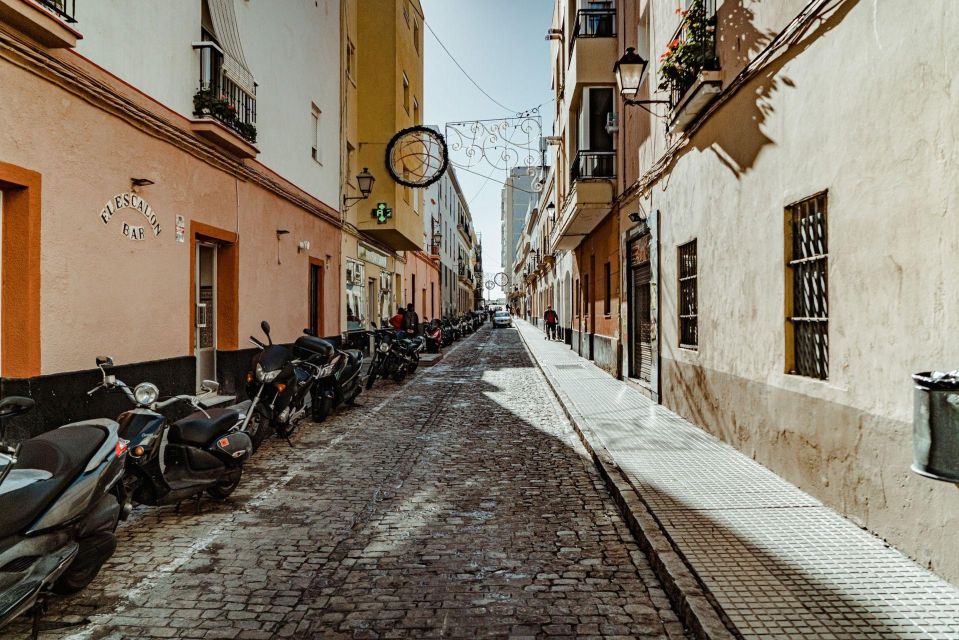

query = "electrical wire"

[{"left": 423, "top": 18, "right": 521, "bottom": 115}]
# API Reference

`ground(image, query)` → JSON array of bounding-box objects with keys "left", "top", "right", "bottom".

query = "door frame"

[
  {"left": 195, "top": 242, "right": 218, "bottom": 389},
  {"left": 309, "top": 257, "right": 325, "bottom": 337},
  {"left": 189, "top": 222, "right": 239, "bottom": 383}
]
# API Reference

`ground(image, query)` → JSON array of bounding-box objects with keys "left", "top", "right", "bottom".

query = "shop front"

[{"left": 0, "top": 46, "right": 341, "bottom": 439}]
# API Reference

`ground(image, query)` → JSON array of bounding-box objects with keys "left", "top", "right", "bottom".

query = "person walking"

[{"left": 544, "top": 305, "right": 558, "bottom": 340}]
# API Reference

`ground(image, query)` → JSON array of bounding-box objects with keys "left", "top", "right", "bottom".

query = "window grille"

[
  {"left": 786, "top": 193, "right": 828, "bottom": 379},
  {"left": 604, "top": 262, "right": 611, "bottom": 315},
  {"left": 678, "top": 240, "right": 698, "bottom": 349}
]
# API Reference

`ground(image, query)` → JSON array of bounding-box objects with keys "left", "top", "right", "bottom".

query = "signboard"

[
  {"left": 99, "top": 192, "right": 161, "bottom": 241},
  {"left": 629, "top": 234, "right": 651, "bottom": 267},
  {"left": 372, "top": 202, "right": 392, "bottom": 224}
]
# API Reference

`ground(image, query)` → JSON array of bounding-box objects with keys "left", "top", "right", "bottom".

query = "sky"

[{"left": 422, "top": 0, "right": 554, "bottom": 301}]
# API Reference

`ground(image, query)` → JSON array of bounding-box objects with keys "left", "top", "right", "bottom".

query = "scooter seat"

[
  {"left": 0, "top": 426, "right": 105, "bottom": 540},
  {"left": 169, "top": 408, "right": 241, "bottom": 446}
]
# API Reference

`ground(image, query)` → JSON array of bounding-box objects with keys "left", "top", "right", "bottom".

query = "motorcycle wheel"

[
  {"left": 409, "top": 357, "right": 419, "bottom": 374},
  {"left": 248, "top": 411, "right": 269, "bottom": 452},
  {"left": 207, "top": 467, "right": 243, "bottom": 500},
  {"left": 365, "top": 357, "right": 379, "bottom": 390},
  {"left": 51, "top": 497, "right": 119, "bottom": 595},
  {"left": 392, "top": 365, "right": 407, "bottom": 383}
]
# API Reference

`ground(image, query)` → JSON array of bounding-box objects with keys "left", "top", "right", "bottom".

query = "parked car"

[{"left": 492, "top": 310, "right": 512, "bottom": 328}]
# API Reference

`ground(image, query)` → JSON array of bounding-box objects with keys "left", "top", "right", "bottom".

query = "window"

[
  {"left": 402, "top": 73, "right": 410, "bottom": 113},
  {"left": 413, "top": 21, "right": 420, "bottom": 54},
  {"left": 786, "top": 192, "right": 828, "bottom": 379},
  {"left": 311, "top": 105, "right": 322, "bottom": 163},
  {"left": 413, "top": 96, "right": 420, "bottom": 124},
  {"left": 604, "top": 262, "right": 611, "bottom": 315},
  {"left": 345, "top": 39, "right": 356, "bottom": 81},
  {"left": 403, "top": 2, "right": 410, "bottom": 26},
  {"left": 678, "top": 240, "right": 698, "bottom": 349}
]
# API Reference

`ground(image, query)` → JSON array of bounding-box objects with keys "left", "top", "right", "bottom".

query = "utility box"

[{"left": 912, "top": 371, "right": 959, "bottom": 483}]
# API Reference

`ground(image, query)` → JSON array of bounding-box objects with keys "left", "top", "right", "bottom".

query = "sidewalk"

[{"left": 516, "top": 320, "right": 959, "bottom": 640}]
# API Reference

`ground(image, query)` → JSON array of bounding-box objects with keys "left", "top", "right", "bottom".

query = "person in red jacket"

[
  {"left": 389, "top": 307, "right": 405, "bottom": 331},
  {"left": 544, "top": 306, "right": 558, "bottom": 340}
]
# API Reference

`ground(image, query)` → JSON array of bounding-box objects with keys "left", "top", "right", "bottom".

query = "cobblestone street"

[{"left": 13, "top": 326, "right": 685, "bottom": 640}]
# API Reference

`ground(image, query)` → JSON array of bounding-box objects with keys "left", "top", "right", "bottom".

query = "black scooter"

[
  {"left": 0, "top": 396, "right": 127, "bottom": 638},
  {"left": 89, "top": 357, "right": 252, "bottom": 507},
  {"left": 302, "top": 329, "right": 365, "bottom": 422}
]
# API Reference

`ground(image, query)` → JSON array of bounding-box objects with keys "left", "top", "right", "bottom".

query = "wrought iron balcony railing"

[
  {"left": 193, "top": 43, "right": 257, "bottom": 143},
  {"left": 570, "top": 150, "right": 615, "bottom": 182},
  {"left": 569, "top": 8, "right": 615, "bottom": 54},
  {"left": 660, "top": 0, "right": 719, "bottom": 107},
  {"left": 36, "top": 0, "right": 76, "bottom": 23}
]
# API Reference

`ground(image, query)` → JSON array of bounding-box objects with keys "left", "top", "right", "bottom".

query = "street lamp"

[
  {"left": 614, "top": 48, "right": 670, "bottom": 107},
  {"left": 343, "top": 167, "right": 375, "bottom": 208}
]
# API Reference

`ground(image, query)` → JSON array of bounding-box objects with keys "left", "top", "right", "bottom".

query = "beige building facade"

[{"left": 625, "top": 0, "right": 959, "bottom": 581}]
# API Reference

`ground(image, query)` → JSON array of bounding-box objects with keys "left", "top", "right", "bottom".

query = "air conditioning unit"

[{"left": 605, "top": 113, "right": 619, "bottom": 134}]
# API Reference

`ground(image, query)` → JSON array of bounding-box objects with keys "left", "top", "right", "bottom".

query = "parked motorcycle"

[
  {"left": 424, "top": 319, "right": 443, "bottom": 354},
  {"left": 0, "top": 395, "right": 127, "bottom": 637},
  {"left": 365, "top": 329, "right": 409, "bottom": 388},
  {"left": 89, "top": 357, "right": 252, "bottom": 507},
  {"left": 301, "top": 329, "right": 365, "bottom": 422},
  {"left": 242, "top": 321, "right": 333, "bottom": 443}
]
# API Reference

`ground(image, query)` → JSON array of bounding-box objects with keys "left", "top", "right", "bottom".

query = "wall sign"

[{"left": 99, "top": 192, "right": 161, "bottom": 241}]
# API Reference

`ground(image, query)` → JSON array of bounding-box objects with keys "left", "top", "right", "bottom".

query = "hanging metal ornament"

[
  {"left": 492, "top": 272, "right": 510, "bottom": 287},
  {"left": 445, "top": 110, "right": 544, "bottom": 176},
  {"left": 385, "top": 125, "right": 449, "bottom": 188}
]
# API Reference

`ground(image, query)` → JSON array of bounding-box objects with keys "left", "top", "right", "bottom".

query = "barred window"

[
  {"left": 786, "top": 193, "right": 828, "bottom": 379},
  {"left": 678, "top": 240, "right": 698, "bottom": 349}
]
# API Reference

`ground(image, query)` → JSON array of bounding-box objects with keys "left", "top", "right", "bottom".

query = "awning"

[{"left": 206, "top": 0, "right": 255, "bottom": 94}]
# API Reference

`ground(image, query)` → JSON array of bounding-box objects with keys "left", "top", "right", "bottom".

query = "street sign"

[{"left": 372, "top": 202, "right": 392, "bottom": 224}]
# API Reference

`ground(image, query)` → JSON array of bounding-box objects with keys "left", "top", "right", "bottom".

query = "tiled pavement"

[
  {"left": 9, "top": 325, "right": 687, "bottom": 639},
  {"left": 516, "top": 319, "right": 959, "bottom": 640}
]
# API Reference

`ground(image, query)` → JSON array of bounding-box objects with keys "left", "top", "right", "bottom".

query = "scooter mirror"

[
  {"left": 200, "top": 380, "right": 220, "bottom": 394},
  {"left": 260, "top": 321, "right": 271, "bottom": 336},
  {"left": 96, "top": 355, "right": 114, "bottom": 367},
  {"left": 303, "top": 328, "right": 316, "bottom": 337},
  {"left": 0, "top": 396, "right": 35, "bottom": 419}
]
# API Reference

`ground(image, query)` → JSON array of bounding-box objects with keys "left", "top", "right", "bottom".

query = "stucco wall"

[
  {"left": 0, "top": 51, "right": 341, "bottom": 375},
  {"left": 75, "top": 0, "right": 341, "bottom": 206},
  {"left": 654, "top": 0, "right": 959, "bottom": 581}
]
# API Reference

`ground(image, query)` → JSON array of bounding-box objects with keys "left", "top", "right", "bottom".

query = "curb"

[{"left": 516, "top": 324, "right": 736, "bottom": 640}]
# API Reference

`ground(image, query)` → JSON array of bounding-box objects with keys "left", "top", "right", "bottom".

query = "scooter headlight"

[
  {"left": 378, "top": 342, "right": 390, "bottom": 353},
  {"left": 255, "top": 363, "right": 281, "bottom": 382},
  {"left": 133, "top": 382, "right": 159, "bottom": 406},
  {"left": 317, "top": 363, "right": 336, "bottom": 378}
]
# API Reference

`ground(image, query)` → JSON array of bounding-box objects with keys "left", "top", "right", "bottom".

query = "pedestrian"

[
  {"left": 389, "top": 306, "right": 405, "bottom": 331},
  {"left": 544, "top": 305, "right": 558, "bottom": 340},
  {"left": 403, "top": 303, "right": 420, "bottom": 336}
]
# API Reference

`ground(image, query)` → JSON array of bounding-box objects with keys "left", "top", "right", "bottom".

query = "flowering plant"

[
  {"left": 193, "top": 89, "right": 257, "bottom": 143},
  {"left": 657, "top": 0, "right": 716, "bottom": 94}
]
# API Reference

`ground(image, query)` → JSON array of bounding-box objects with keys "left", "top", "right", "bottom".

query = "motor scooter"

[
  {"left": 89, "top": 357, "right": 252, "bottom": 507},
  {"left": 0, "top": 395, "right": 127, "bottom": 638}
]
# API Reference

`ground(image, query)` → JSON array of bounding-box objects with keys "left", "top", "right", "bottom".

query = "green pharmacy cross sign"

[{"left": 372, "top": 202, "right": 393, "bottom": 224}]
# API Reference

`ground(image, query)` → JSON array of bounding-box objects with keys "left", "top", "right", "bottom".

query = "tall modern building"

[{"left": 500, "top": 166, "right": 536, "bottom": 281}]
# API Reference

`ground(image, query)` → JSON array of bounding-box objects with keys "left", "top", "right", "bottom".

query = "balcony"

[
  {"left": 190, "top": 42, "right": 258, "bottom": 158},
  {"left": 658, "top": 0, "right": 721, "bottom": 131},
  {"left": 568, "top": 9, "right": 615, "bottom": 55},
  {"left": 566, "top": 10, "right": 617, "bottom": 90},
  {"left": 554, "top": 150, "right": 615, "bottom": 251},
  {"left": 0, "top": 0, "right": 81, "bottom": 47}
]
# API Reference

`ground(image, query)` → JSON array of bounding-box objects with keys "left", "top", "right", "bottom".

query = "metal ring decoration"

[
  {"left": 493, "top": 272, "right": 510, "bottom": 287},
  {"left": 485, "top": 281, "right": 495, "bottom": 291},
  {"left": 385, "top": 125, "right": 449, "bottom": 188}
]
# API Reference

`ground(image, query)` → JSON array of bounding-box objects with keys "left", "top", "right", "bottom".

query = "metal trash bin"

[{"left": 912, "top": 371, "right": 959, "bottom": 483}]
